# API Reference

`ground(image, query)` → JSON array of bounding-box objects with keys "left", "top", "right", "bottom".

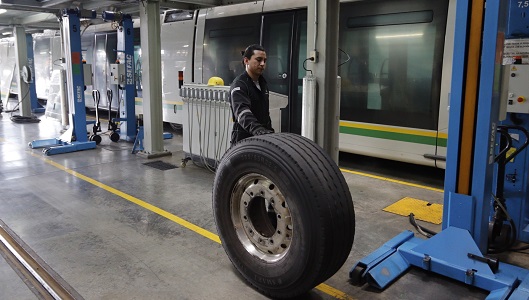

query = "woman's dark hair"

[{"left": 241, "top": 44, "right": 265, "bottom": 66}]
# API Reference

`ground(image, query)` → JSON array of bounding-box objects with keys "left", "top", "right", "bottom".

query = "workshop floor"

[{"left": 0, "top": 108, "right": 526, "bottom": 300}]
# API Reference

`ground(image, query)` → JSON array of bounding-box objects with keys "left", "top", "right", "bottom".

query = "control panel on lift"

[
  {"left": 506, "top": 64, "right": 529, "bottom": 113},
  {"left": 83, "top": 63, "right": 93, "bottom": 86},
  {"left": 498, "top": 0, "right": 529, "bottom": 245},
  {"left": 110, "top": 63, "right": 125, "bottom": 85}
]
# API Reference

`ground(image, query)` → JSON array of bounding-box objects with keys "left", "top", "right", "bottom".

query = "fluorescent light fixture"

[
  {"left": 375, "top": 33, "right": 423, "bottom": 39},
  {"left": 0, "top": 9, "right": 7, "bottom": 15},
  {"left": 2, "top": 31, "right": 11, "bottom": 35}
]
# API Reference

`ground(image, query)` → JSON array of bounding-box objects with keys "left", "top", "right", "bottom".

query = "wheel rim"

[{"left": 230, "top": 173, "right": 293, "bottom": 263}]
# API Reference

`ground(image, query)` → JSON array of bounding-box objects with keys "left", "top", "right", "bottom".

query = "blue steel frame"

[
  {"left": 29, "top": 9, "right": 96, "bottom": 155},
  {"left": 30, "top": 9, "right": 139, "bottom": 155},
  {"left": 102, "top": 12, "right": 136, "bottom": 141},
  {"left": 350, "top": 0, "right": 529, "bottom": 298}
]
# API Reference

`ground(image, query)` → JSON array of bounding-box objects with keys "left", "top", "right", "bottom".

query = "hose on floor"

[{"left": 408, "top": 213, "right": 437, "bottom": 238}]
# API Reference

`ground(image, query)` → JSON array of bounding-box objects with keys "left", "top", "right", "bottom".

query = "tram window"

[
  {"left": 339, "top": 0, "right": 448, "bottom": 130},
  {"left": 163, "top": 10, "right": 193, "bottom": 23},
  {"left": 203, "top": 15, "right": 261, "bottom": 85}
]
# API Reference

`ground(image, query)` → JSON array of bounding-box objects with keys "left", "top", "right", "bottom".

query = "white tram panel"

[
  {"left": 160, "top": 10, "right": 196, "bottom": 125},
  {"left": 262, "top": 0, "right": 311, "bottom": 12}
]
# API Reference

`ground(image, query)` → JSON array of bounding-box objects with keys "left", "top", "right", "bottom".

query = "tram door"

[{"left": 262, "top": 11, "right": 307, "bottom": 134}]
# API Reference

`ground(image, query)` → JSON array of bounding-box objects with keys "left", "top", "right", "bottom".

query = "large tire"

[{"left": 213, "top": 133, "right": 355, "bottom": 298}]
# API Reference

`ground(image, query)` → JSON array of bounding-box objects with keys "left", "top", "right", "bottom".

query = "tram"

[
  {"left": 154, "top": 0, "right": 454, "bottom": 168},
  {"left": 1, "top": 0, "right": 454, "bottom": 168}
]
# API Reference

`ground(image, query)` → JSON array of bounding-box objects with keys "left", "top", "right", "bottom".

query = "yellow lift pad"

[{"left": 383, "top": 197, "right": 443, "bottom": 224}]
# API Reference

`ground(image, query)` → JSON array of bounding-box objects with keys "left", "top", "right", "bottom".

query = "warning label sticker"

[{"left": 503, "top": 39, "right": 529, "bottom": 64}]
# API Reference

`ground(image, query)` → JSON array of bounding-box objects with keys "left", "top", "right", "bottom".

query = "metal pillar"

[
  {"left": 13, "top": 26, "right": 32, "bottom": 117},
  {"left": 350, "top": 1, "right": 529, "bottom": 298},
  {"left": 306, "top": 0, "right": 340, "bottom": 163},
  {"left": 138, "top": 0, "right": 171, "bottom": 158}
]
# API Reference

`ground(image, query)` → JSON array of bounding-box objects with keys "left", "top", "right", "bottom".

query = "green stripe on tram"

[{"left": 340, "top": 125, "right": 447, "bottom": 147}]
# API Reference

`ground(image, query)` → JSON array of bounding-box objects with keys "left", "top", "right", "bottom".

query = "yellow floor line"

[
  {"left": 29, "top": 152, "right": 355, "bottom": 299},
  {"left": 340, "top": 168, "right": 444, "bottom": 193}
]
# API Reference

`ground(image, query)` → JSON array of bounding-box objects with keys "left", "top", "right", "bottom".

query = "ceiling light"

[
  {"left": 2, "top": 32, "right": 12, "bottom": 36},
  {"left": 0, "top": 9, "right": 7, "bottom": 15}
]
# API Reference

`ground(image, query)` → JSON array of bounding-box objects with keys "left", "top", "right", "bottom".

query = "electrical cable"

[
  {"left": 205, "top": 98, "right": 212, "bottom": 167},
  {"left": 216, "top": 98, "right": 230, "bottom": 167},
  {"left": 8, "top": 89, "right": 41, "bottom": 123},
  {"left": 408, "top": 213, "right": 437, "bottom": 238},
  {"left": 185, "top": 96, "right": 193, "bottom": 165},
  {"left": 212, "top": 97, "right": 218, "bottom": 169},
  {"left": 487, "top": 195, "right": 517, "bottom": 254},
  {"left": 303, "top": 58, "right": 313, "bottom": 75},
  {"left": 338, "top": 48, "right": 351, "bottom": 67},
  {"left": 53, "top": 58, "right": 63, "bottom": 68}
]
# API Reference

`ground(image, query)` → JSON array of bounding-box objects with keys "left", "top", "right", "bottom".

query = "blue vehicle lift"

[
  {"left": 350, "top": 0, "right": 529, "bottom": 299},
  {"left": 29, "top": 9, "right": 96, "bottom": 155},
  {"left": 102, "top": 11, "right": 136, "bottom": 142},
  {"left": 29, "top": 9, "right": 136, "bottom": 155}
]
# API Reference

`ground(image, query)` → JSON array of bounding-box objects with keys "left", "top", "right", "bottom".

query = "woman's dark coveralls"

[{"left": 229, "top": 71, "right": 274, "bottom": 144}]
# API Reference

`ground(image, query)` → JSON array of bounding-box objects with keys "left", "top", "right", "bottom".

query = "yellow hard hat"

[{"left": 207, "top": 76, "right": 224, "bottom": 86}]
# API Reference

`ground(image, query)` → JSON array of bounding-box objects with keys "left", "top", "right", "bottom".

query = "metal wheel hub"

[{"left": 231, "top": 173, "right": 293, "bottom": 262}]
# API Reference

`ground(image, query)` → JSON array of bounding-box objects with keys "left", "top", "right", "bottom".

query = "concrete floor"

[{"left": 0, "top": 109, "right": 526, "bottom": 300}]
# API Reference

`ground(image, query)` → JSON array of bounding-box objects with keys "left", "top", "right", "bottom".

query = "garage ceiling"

[{"left": 0, "top": 0, "right": 253, "bottom": 34}]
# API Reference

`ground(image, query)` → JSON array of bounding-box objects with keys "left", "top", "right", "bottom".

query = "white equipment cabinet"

[{"left": 181, "top": 83, "right": 287, "bottom": 170}]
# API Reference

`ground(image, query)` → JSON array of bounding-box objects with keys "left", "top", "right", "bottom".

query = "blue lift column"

[
  {"left": 350, "top": 1, "right": 529, "bottom": 299},
  {"left": 492, "top": 0, "right": 529, "bottom": 247},
  {"left": 29, "top": 9, "right": 96, "bottom": 155},
  {"left": 101, "top": 11, "right": 136, "bottom": 142},
  {"left": 25, "top": 33, "right": 44, "bottom": 113}
]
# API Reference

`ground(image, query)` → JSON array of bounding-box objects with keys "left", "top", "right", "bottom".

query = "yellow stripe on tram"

[{"left": 29, "top": 152, "right": 355, "bottom": 299}]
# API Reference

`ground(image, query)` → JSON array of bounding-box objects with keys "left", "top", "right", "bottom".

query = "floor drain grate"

[{"left": 143, "top": 160, "right": 178, "bottom": 171}]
